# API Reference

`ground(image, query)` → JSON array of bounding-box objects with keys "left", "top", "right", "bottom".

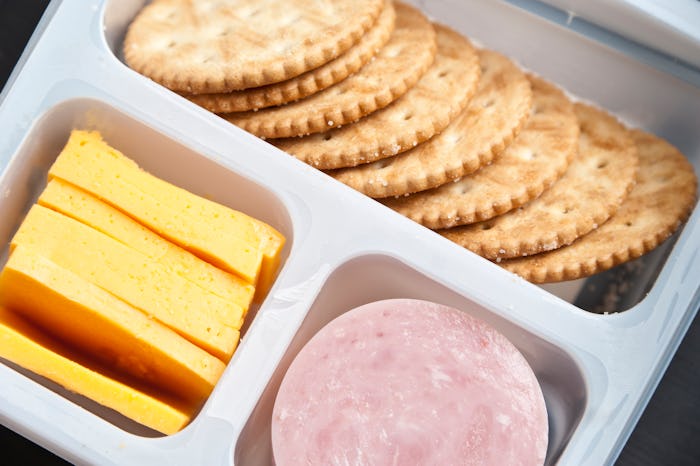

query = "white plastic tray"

[
  {"left": 0, "top": 1, "right": 698, "bottom": 465},
  {"left": 534, "top": 0, "right": 700, "bottom": 70}
]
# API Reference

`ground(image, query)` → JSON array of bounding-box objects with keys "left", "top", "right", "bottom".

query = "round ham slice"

[{"left": 271, "top": 299, "right": 548, "bottom": 465}]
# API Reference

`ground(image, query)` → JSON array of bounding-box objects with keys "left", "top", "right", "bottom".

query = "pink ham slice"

[{"left": 272, "top": 298, "right": 548, "bottom": 465}]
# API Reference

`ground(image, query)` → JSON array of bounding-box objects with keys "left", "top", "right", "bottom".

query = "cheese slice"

[
  {"left": 10, "top": 205, "right": 241, "bottom": 361},
  {"left": 0, "top": 246, "right": 226, "bottom": 404},
  {"left": 39, "top": 178, "right": 255, "bottom": 312},
  {"left": 0, "top": 305, "right": 194, "bottom": 435},
  {"left": 48, "top": 130, "right": 271, "bottom": 285},
  {"left": 252, "top": 220, "right": 286, "bottom": 302}
]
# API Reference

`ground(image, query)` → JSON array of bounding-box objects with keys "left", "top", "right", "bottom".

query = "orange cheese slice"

[
  {"left": 0, "top": 246, "right": 226, "bottom": 404},
  {"left": 10, "top": 205, "right": 241, "bottom": 361},
  {"left": 38, "top": 178, "right": 255, "bottom": 312},
  {"left": 0, "top": 305, "right": 195, "bottom": 435},
  {"left": 48, "top": 130, "right": 269, "bottom": 285}
]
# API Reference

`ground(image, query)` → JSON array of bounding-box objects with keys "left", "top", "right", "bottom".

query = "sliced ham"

[{"left": 272, "top": 298, "right": 548, "bottom": 465}]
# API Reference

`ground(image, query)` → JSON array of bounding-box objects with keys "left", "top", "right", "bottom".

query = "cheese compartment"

[
  {"left": 0, "top": 97, "right": 293, "bottom": 436},
  {"left": 234, "top": 254, "right": 587, "bottom": 465}
]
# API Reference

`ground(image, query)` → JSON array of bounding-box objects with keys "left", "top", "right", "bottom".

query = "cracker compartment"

[{"left": 0, "top": 0, "right": 699, "bottom": 465}]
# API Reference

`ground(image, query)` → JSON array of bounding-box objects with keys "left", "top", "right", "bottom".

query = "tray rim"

[{"left": 0, "top": 0, "right": 698, "bottom": 465}]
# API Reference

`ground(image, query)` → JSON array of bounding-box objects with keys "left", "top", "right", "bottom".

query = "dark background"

[{"left": 0, "top": 1, "right": 698, "bottom": 465}]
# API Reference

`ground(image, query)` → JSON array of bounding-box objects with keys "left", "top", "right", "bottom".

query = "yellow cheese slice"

[
  {"left": 252, "top": 221, "right": 286, "bottom": 302},
  {"left": 48, "top": 130, "right": 270, "bottom": 285},
  {"left": 10, "top": 205, "right": 241, "bottom": 361},
  {"left": 38, "top": 178, "right": 255, "bottom": 312},
  {"left": 0, "top": 305, "right": 194, "bottom": 435},
  {"left": 0, "top": 246, "right": 226, "bottom": 404}
]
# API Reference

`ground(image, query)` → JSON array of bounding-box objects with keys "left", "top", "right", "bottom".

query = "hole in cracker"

[
  {"left": 482, "top": 99, "right": 495, "bottom": 109},
  {"left": 384, "top": 46, "right": 402, "bottom": 59},
  {"left": 480, "top": 222, "right": 495, "bottom": 231},
  {"left": 280, "top": 14, "right": 302, "bottom": 26},
  {"left": 238, "top": 6, "right": 261, "bottom": 19},
  {"left": 562, "top": 206, "right": 572, "bottom": 214},
  {"left": 375, "top": 159, "right": 392, "bottom": 169},
  {"left": 518, "top": 148, "right": 536, "bottom": 160},
  {"left": 597, "top": 160, "right": 609, "bottom": 169},
  {"left": 438, "top": 70, "right": 450, "bottom": 78},
  {"left": 323, "top": 134, "right": 333, "bottom": 141},
  {"left": 207, "top": 1, "right": 223, "bottom": 12},
  {"left": 445, "top": 133, "right": 464, "bottom": 146},
  {"left": 167, "top": 40, "right": 177, "bottom": 49},
  {"left": 625, "top": 221, "right": 633, "bottom": 227},
  {"left": 449, "top": 182, "right": 469, "bottom": 196},
  {"left": 272, "top": 42, "right": 290, "bottom": 54},
  {"left": 403, "top": 113, "right": 414, "bottom": 121}
]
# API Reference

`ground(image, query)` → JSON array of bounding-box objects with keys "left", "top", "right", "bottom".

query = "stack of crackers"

[{"left": 124, "top": 0, "right": 698, "bottom": 284}]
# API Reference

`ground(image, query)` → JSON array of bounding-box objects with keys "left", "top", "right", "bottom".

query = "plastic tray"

[
  {"left": 534, "top": 0, "right": 700, "bottom": 70},
  {"left": 0, "top": 0, "right": 698, "bottom": 465}
]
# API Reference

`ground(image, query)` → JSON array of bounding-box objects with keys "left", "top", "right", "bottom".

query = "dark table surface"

[{"left": 1, "top": 1, "right": 699, "bottom": 465}]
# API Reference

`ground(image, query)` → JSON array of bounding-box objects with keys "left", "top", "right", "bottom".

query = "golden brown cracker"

[
  {"left": 124, "top": 0, "right": 385, "bottom": 93},
  {"left": 328, "top": 49, "right": 532, "bottom": 198},
  {"left": 223, "top": 2, "right": 437, "bottom": 138},
  {"left": 183, "top": 0, "right": 397, "bottom": 113},
  {"left": 501, "top": 130, "right": 698, "bottom": 283},
  {"left": 384, "top": 75, "right": 577, "bottom": 229},
  {"left": 441, "top": 103, "right": 639, "bottom": 260},
  {"left": 273, "top": 23, "right": 480, "bottom": 170}
]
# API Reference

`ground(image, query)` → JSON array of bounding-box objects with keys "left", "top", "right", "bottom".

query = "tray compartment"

[
  {"left": 0, "top": 96, "right": 294, "bottom": 435},
  {"left": 234, "top": 254, "right": 587, "bottom": 465},
  {"left": 100, "top": 0, "right": 700, "bottom": 315}
]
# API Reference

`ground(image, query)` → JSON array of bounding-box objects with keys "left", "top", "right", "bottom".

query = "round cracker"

[
  {"left": 501, "top": 130, "right": 698, "bottom": 283},
  {"left": 384, "top": 75, "right": 578, "bottom": 229},
  {"left": 124, "top": 0, "right": 385, "bottom": 94},
  {"left": 440, "top": 103, "right": 639, "bottom": 260},
  {"left": 328, "top": 49, "right": 532, "bottom": 198},
  {"left": 223, "top": 2, "right": 437, "bottom": 138},
  {"left": 273, "top": 23, "right": 480, "bottom": 169},
  {"left": 183, "top": 0, "right": 397, "bottom": 113}
]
